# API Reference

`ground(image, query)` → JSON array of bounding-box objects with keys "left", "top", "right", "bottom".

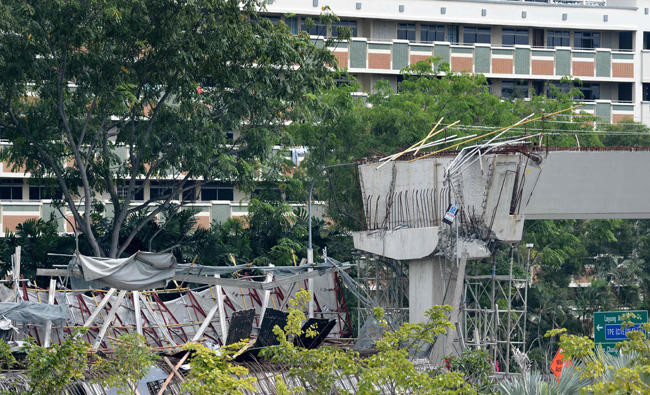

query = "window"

[
  {"left": 149, "top": 181, "right": 177, "bottom": 200},
  {"left": 644, "top": 32, "right": 650, "bottom": 50},
  {"left": 301, "top": 18, "right": 327, "bottom": 36},
  {"left": 547, "top": 31, "right": 570, "bottom": 47},
  {"left": 578, "top": 82, "right": 600, "bottom": 100},
  {"left": 264, "top": 15, "right": 281, "bottom": 25},
  {"left": 284, "top": 16, "right": 298, "bottom": 35},
  {"left": 397, "top": 23, "right": 416, "bottom": 41},
  {"left": 463, "top": 26, "right": 491, "bottom": 45},
  {"left": 332, "top": 20, "right": 357, "bottom": 37},
  {"left": 618, "top": 83, "right": 633, "bottom": 102},
  {"left": 201, "top": 184, "right": 234, "bottom": 201},
  {"left": 116, "top": 182, "right": 144, "bottom": 201},
  {"left": 0, "top": 179, "right": 22, "bottom": 201},
  {"left": 420, "top": 24, "right": 445, "bottom": 43},
  {"left": 28, "top": 185, "right": 61, "bottom": 200},
  {"left": 501, "top": 80, "right": 529, "bottom": 99},
  {"left": 574, "top": 31, "right": 600, "bottom": 49},
  {"left": 252, "top": 188, "right": 282, "bottom": 201},
  {"left": 447, "top": 25, "right": 459, "bottom": 44},
  {"left": 533, "top": 29, "right": 544, "bottom": 47},
  {"left": 546, "top": 82, "right": 570, "bottom": 98},
  {"left": 644, "top": 83, "right": 650, "bottom": 101},
  {"left": 182, "top": 186, "right": 198, "bottom": 202},
  {"left": 502, "top": 28, "right": 529, "bottom": 46},
  {"left": 619, "top": 31, "right": 633, "bottom": 51},
  {"left": 335, "top": 74, "right": 352, "bottom": 87}
]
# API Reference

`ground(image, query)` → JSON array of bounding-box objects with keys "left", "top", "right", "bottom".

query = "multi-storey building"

[
  {"left": 0, "top": 145, "right": 309, "bottom": 235},
  {"left": 264, "top": 0, "right": 650, "bottom": 126},
  {"left": 1, "top": 0, "right": 649, "bottom": 234}
]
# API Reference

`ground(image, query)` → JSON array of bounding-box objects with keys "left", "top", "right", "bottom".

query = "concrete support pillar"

[{"left": 408, "top": 255, "right": 467, "bottom": 361}]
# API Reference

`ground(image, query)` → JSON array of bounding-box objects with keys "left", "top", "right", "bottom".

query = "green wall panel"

[
  {"left": 555, "top": 49, "right": 571, "bottom": 76},
  {"left": 596, "top": 51, "right": 611, "bottom": 78},
  {"left": 211, "top": 203, "right": 231, "bottom": 224},
  {"left": 612, "top": 53, "right": 634, "bottom": 60},
  {"left": 350, "top": 40, "right": 367, "bottom": 69},
  {"left": 595, "top": 102, "right": 611, "bottom": 123},
  {"left": 474, "top": 46, "right": 490, "bottom": 74},
  {"left": 612, "top": 104, "right": 634, "bottom": 112},
  {"left": 433, "top": 43, "right": 450, "bottom": 66},
  {"left": 392, "top": 41, "right": 408, "bottom": 70},
  {"left": 2, "top": 205, "right": 40, "bottom": 212},
  {"left": 514, "top": 47, "right": 530, "bottom": 75}
]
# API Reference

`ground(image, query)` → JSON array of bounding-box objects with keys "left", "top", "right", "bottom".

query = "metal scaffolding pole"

[
  {"left": 461, "top": 247, "right": 529, "bottom": 373},
  {"left": 354, "top": 251, "right": 409, "bottom": 332}
]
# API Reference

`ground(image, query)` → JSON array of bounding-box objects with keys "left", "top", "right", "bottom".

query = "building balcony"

[{"left": 327, "top": 38, "right": 635, "bottom": 81}]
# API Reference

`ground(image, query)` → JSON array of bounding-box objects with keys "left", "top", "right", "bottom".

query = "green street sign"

[
  {"left": 597, "top": 343, "right": 620, "bottom": 354},
  {"left": 593, "top": 310, "right": 648, "bottom": 345}
]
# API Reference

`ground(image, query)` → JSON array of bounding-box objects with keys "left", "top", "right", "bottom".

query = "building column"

[
  {"left": 635, "top": 28, "right": 644, "bottom": 122},
  {"left": 408, "top": 255, "right": 467, "bottom": 360}
]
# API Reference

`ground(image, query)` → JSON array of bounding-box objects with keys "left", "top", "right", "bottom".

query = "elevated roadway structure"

[{"left": 352, "top": 147, "right": 650, "bottom": 363}]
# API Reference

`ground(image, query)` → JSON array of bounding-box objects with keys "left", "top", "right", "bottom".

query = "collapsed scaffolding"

[
  {"left": 353, "top": 251, "right": 409, "bottom": 332},
  {"left": 0, "top": 249, "right": 353, "bottom": 351}
]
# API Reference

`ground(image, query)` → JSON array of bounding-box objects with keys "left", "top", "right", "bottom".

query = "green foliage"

[
  {"left": 290, "top": 56, "right": 650, "bottom": 233},
  {"left": 262, "top": 289, "right": 359, "bottom": 393},
  {"left": 357, "top": 305, "right": 475, "bottom": 394},
  {"left": 0, "top": 340, "right": 17, "bottom": 371},
  {"left": 184, "top": 197, "right": 347, "bottom": 267},
  {"left": 264, "top": 290, "right": 477, "bottom": 394},
  {"left": 444, "top": 349, "right": 494, "bottom": 392},
  {"left": 182, "top": 341, "right": 257, "bottom": 395},
  {"left": 0, "top": 0, "right": 336, "bottom": 258},
  {"left": 525, "top": 218, "right": 650, "bottom": 369},
  {"left": 539, "top": 326, "right": 650, "bottom": 394},
  {"left": 22, "top": 331, "right": 90, "bottom": 395},
  {"left": 0, "top": 217, "right": 74, "bottom": 282},
  {"left": 498, "top": 363, "right": 587, "bottom": 395},
  {"left": 92, "top": 333, "right": 159, "bottom": 394}
]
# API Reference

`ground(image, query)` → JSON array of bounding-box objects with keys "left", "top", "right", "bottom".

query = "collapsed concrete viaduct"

[{"left": 352, "top": 147, "right": 650, "bottom": 360}]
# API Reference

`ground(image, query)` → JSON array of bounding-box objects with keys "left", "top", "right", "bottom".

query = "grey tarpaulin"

[
  {"left": 175, "top": 260, "right": 349, "bottom": 277},
  {"left": 76, "top": 252, "right": 177, "bottom": 290},
  {"left": 0, "top": 301, "right": 67, "bottom": 326}
]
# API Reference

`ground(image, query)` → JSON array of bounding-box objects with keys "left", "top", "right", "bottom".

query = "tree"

[
  {"left": 182, "top": 341, "right": 257, "bottom": 395},
  {"left": 289, "top": 59, "right": 613, "bottom": 231},
  {"left": 22, "top": 330, "right": 90, "bottom": 395},
  {"left": 0, "top": 218, "right": 75, "bottom": 280},
  {"left": 0, "top": 0, "right": 336, "bottom": 258},
  {"left": 263, "top": 290, "right": 477, "bottom": 394},
  {"left": 92, "top": 333, "right": 159, "bottom": 394}
]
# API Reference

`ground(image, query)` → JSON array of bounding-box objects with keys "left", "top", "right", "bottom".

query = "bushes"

[
  {"left": 263, "top": 289, "right": 479, "bottom": 394},
  {"left": 500, "top": 314, "right": 650, "bottom": 394},
  {"left": 0, "top": 332, "right": 157, "bottom": 395},
  {"left": 444, "top": 349, "right": 495, "bottom": 392}
]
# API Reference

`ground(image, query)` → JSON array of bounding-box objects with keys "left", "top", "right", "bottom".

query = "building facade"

[
  {"left": 1, "top": 0, "right": 649, "bottom": 234},
  {"left": 0, "top": 145, "right": 310, "bottom": 235},
  {"left": 265, "top": 0, "right": 650, "bottom": 125}
]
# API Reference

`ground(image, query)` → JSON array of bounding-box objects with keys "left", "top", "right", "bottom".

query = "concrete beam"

[
  {"left": 524, "top": 150, "right": 650, "bottom": 220},
  {"left": 352, "top": 227, "right": 439, "bottom": 260}
]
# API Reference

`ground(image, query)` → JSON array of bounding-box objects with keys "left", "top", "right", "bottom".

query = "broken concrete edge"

[{"left": 352, "top": 226, "right": 491, "bottom": 261}]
